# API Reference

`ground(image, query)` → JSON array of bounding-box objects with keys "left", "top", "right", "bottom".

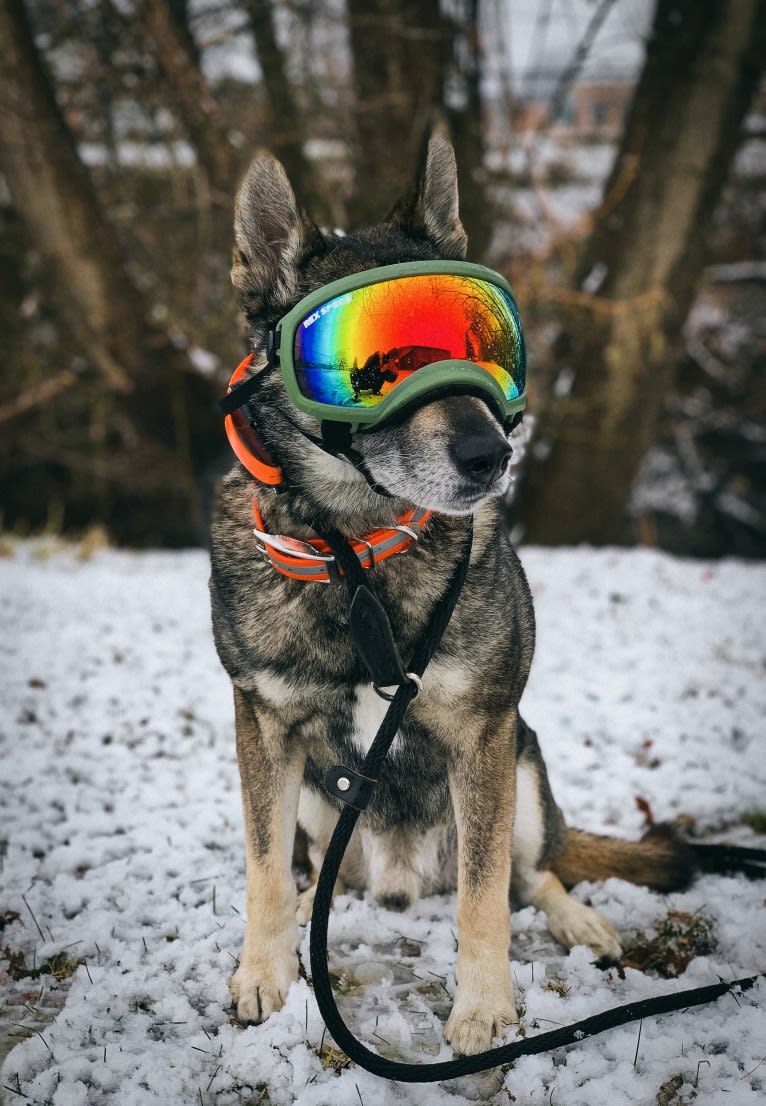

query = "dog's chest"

[{"left": 349, "top": 684, "right": 391, "bottom": 754}]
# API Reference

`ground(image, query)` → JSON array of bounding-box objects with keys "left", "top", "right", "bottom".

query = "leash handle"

[{"left": 311, "top": 864, "right": 759, "bottom": 1088}]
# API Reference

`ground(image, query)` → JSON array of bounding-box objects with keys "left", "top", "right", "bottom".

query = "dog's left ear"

[
  {"left": 231, "top": 152, "right": 324, "bottom": 310},
  {"left": 388, "top": 124, "right": 468, "bottom": 259}
]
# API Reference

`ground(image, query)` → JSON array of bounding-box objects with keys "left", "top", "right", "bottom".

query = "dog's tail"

[{"left": 553, "top": 823, "right": 766, "bottom": 892}]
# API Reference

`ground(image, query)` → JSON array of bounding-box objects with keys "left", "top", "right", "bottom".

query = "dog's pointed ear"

[
  {"left": 231, "top": 153, "right": 324, "bottom": 308},
  {"left": 388, "top": 124, "right": 468, "bottom": 259}
]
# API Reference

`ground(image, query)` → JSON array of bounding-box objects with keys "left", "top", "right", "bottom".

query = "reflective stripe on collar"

[{"left": 252, "top": 498, "right": 432, "bottom": 583}]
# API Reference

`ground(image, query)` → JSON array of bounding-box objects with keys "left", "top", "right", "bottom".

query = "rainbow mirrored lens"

[{"left": 293, "top": 274, "right": 524, "bottom": 409}]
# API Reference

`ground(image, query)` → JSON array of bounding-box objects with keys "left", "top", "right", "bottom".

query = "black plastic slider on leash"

[{"left": 325, "top": 765, "right": 377, "bottom": 811}]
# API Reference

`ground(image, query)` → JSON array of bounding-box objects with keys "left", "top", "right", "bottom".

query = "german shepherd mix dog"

[{"left": 209, "top": 130, "right": 700, "bottom": 1056}]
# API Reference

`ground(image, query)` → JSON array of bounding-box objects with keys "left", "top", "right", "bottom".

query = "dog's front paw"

[
  {"left": 230, "top": 948, "right": 299, "bottom": 1023},
  {"left": 444, "top": 989, "right": 518, "bottom": 1056}
]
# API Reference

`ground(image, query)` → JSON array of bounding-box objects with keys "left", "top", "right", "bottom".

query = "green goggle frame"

[
  {"left": 273, "top": 261, "right": 526, "bottom": 433},
  {"left": 222, "top": 261, "right": 527, "bottom": 435}
]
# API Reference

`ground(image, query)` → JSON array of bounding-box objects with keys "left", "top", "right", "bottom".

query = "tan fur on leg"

[
  {"left": 443, "top": 716, "right": 518, "bottom": 1055},
  {"left": 231, "top": 689, "right": 306, "bottom": 1022}
]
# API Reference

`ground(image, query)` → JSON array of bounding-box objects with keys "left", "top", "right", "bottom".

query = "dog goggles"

[{"left": 223, "top": 262, "right": 526, "bottom": 435}]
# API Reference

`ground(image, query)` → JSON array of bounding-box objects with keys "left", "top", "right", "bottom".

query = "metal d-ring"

[
  {"left": 406, "top": 672, "right": 423, "bottom": 696},
  {"left": 373, "top": 672, "right": 423, "bottom": 702}
]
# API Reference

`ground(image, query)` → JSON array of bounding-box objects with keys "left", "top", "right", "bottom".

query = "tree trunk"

[
  {"left": 345, "top": 0, "right": 449, "bottom": 224},
  {"left": 445, "top": 0, "right": 492, "bottom": 259},
  {"left": 0, "top": 0, "right": 221, "bottom": 544},
  {"left": 516, "top": 0, "right": 766, "bottom": 546},
  {"left": 0, "top": 0, "right": 148, "bottom": 384},
  {"left": 139, "top": 0, "right": 238, "bottom": 202},
  {"left": 244, "top": 0, "right": 320, "bottom": 215},
  {"left": 345, "top": 0, "right": 490, "bottom": 249},
  {"left": 168, "top": 0, "right": 199, "bottom": 66}
]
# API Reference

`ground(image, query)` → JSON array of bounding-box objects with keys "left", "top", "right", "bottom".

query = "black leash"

[{"left": 307, "top": 519, "right": 762, "bottom": 1083}]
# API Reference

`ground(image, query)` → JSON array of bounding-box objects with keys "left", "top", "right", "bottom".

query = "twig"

[
  {"left": 546, "top": 0, "right": 618, "bottom": 125},
  {"left": 21, "top": 894, "right": 46, "bottom": 942},
  {"left": 741, "top": 1055, "right": 766, "bottom": 1081},
  {"left": 694, "top": 1059, "right": 710, "bottom": 1087},
  {"left": 633, "top": 1019, "right": 643, "bottom": 1067},
  {"left": 1, "top": 1084, "right": 30, "bottom": 1100},
  {"left": 10, "top": 1024, "right": 54, "bottom": 1058},
  {"left": 89, "top": 347, "right": 133, "bottom": 393}
]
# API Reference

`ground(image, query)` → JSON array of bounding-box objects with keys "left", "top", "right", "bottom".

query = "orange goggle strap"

[
  {"left": 252, "top": 497, "right": 433, "bottom": 583},
  {"left": 224, "top": 353, "right": 284, "bottom": 487}
]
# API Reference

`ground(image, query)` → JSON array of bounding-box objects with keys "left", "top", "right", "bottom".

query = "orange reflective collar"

[
  {"left": 224, "top": 353, "right": 284, "bottom": 486},
  {"left": 224, "top": 353, "right": 433, "bottom": 581},
  {"left": 252, "top": 498, "right": 432, "bottom": 583}
]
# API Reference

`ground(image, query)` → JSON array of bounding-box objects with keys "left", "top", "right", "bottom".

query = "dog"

[
  {"left": 350, "top": 351, "right": 397, "bottom": 399},
  {"left": 208, "top": 127, "right": 707, "bottom": 1057}
]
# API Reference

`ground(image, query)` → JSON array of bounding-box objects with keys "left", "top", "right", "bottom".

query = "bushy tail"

[{"left": 553, "top": 824, "right": 766, "bottom": 892}]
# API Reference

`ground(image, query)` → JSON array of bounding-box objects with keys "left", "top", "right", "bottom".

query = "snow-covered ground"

[{"left": 1, "top": 540, "right": 764, "bottom": 1106}]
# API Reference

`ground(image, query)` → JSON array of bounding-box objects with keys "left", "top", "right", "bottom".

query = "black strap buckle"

[{"left": 325, "top": 765, "right": 377, "bottom": 811}]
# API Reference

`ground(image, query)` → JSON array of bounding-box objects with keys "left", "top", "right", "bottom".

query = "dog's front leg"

[
  {"left": 230, "top": 687, "right": 305, "bottom": 1023},
  {"left": 444, "top": 713, "right": 517, "bottom": 1055}
]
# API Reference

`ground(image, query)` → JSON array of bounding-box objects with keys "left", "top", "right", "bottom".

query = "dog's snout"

[{"left": 451, "top": 432, "right": 512, "bottom": 486}]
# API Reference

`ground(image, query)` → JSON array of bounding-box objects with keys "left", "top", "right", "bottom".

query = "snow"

[
  {"left": 1, "top": 540, "right": 764, "bottom": 1105},
  {"left": 78, "top": 141, "right": 197, "bottom": 171}
]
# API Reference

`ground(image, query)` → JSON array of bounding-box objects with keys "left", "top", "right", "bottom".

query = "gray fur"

[
  {"left": 232, "top": 153, "right": 325, "bottom": 322},
  {"left": 388, "top": 124, "right": 468, "bottom": 260}
]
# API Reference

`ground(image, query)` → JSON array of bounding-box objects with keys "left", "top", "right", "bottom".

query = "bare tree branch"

[{"left": 0, "top": 370, "right": 80, "bottom": 426}]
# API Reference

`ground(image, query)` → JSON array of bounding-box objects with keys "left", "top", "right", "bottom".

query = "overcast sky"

[
  {"left": 201, "top": 0, "right": 656, "bottom": 95},
  {"left": 495, "top": 0, "right": 655, "bottom": 94}
]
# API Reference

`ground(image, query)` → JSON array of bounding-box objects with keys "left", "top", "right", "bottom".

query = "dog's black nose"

[{"left": 451, "top": 433, "right": 512, "bottom": 485}]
